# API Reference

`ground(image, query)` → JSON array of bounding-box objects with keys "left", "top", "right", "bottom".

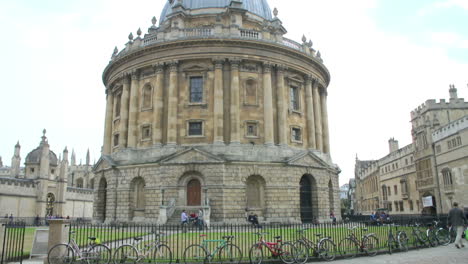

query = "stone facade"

[
  {"left": 354, "top": 86, "right": 468, "bottom": 215},
  {"left": 94, "top": 0, "right": 340, "bottom": 224},
  {"left": 0, "top": 131, "right": 94, "bottom": 218}
]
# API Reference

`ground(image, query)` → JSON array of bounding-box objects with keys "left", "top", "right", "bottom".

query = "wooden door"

[{"left": 187, "top": 179, "right": 201, "bottom": 206}]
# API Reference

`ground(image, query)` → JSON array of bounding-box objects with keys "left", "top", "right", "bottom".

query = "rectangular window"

[
  {"left": 436, "top": 145, "right": 441, "bottom": 153},
  {"left": 405, "top": 159, "right": 408, "bottom": 165},
  {"left": 290, "top": 86, "right": 300, "bottom": 111},
  {"left": 141, "top": 125, "right": 151, "bottom": 140},
  {"left": 394, "top": 201, "right": 399, "bottom": 211},
  {"left": 409, "top": 200, "right": 414, "bottom": 211},
  {"left": 448, "top": 140, "right": 452, "bottom": 149},
  {"left": 190, "top": 76, "right": 203, "bottom": 103},
  {"left": 399, "top": 201, "right": 404, "bottom": 211},
  {"left": 457, "top": 136, "right": 462, "bottom": 146},
  {"left": 291, "top": 127, "right": 302, "bottom": 142},
  {"left": 387, "top": 186, "right": 391, "bottom": 196},
  {"left": 113, "top": 134, "right": 119, "bottom": 147},
  {"left": 115, "top": 94, "right": 122, "bottom": 117},
  {"left": 388, "top": 203, "right": 392, "bottom": 212},
  {"left": 246, "top": 122, "right": 258, "bottom": 137},
  {"left": 188, "top": 121, "right": 203, "bottom": 136},
  {"left": 394, "top": 185, "right": 398, "bottom": 195}
]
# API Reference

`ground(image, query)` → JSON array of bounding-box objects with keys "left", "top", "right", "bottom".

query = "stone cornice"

[{"left": 103, "top": 38, "right": 330, "bottom": 87}]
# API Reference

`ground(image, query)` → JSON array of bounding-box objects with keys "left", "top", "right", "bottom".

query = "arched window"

[
  {"left": 76, "top": 178, "right": 84, "bottom": 188},
  {"left": 142, "top": 85, "right": 152, "bottom": 109},
  {"left": 246, "top": 175, "right": 265, "bottom": 208},
  {"left": 442, "top": 168, "right": 453, "bottom": 186},
  {"left": 96, "top": 177, "right": 107, "bottom": 222},
  {"left": 115, "top": 93, "right": 122, "bottom": 117},
  {"left": 328, "top": 180, "right": 335, "bottom": 212},
  {"left": 245, "top": 79, "right": 257, "bottom": 105}
]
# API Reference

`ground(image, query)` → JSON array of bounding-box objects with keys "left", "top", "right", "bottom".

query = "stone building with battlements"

[
  {"left": 0, "top": 131, "right": 94, "bottom": 218},
  {"left": 354, "top": 86, "right": 468, "bottom": 215},
  {"left": 93, "top": 0, "right": 340, "bottom": 224}
]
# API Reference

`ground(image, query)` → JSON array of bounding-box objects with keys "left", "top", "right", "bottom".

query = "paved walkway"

[
  {"left": 331, "top": 244, "right": 468, "bottom": 264},
  {"left": 16, "top": 244, "right": 468, "bottom": 264}
]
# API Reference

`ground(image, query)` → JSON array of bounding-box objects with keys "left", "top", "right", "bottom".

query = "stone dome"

[
  {"left": 25, "top": 147, "right": 58, "bottom": 166},
  {"left": 160, "top": 0, "right": 273, "bottom": 23}
]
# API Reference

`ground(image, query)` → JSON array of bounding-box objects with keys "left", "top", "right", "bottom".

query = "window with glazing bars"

[
  {"left": 290, "top": 86, "right": 299, "bottom": 110},
  {"left": 190, "top": 76, "right": 203, "bottom": 103}
]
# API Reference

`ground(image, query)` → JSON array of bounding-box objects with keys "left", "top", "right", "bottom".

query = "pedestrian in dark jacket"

[{"left": 448, "top": 202, "right": 467, "bottom": 248}]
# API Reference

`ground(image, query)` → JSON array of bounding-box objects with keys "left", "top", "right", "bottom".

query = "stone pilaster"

[
  {"left": 103, "top": 89, "right": 114, "bottom": 154},
  {"left": 127, "top": 70, "right": 140, "bottom": 148},
  {"left": 120, "top": 74, "right": 131, "bottom": 148},
  {"left": 213, "top": 59, "right": 224, "bottom": 144},
  {"left": 312, "top": 79, "right": 323, "bottom": 152},
  {"left": 167, "top": 61, "right": 179, "bottom": 145},
  {"left": 229, "top": 59, "right": 241, "bottom": 144},
  {"left": 276, "top": 66, "right": 287, "bottom": 146},
  {"left": 305, "top": 76, "right": 316, "bottom": 149},
  {"left": 321, "top": 87, "right": 330, "bottom": 154},
  {"left": 153, "top": 64, "right": 164, "bottom": 145},
  {"left": 262, "top": 62, "right": 274, "bottom": 146}
]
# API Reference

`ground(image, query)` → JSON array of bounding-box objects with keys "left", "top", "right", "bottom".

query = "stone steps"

[{"left": 166, "top": 206, "right": 205, "bottom": 225}]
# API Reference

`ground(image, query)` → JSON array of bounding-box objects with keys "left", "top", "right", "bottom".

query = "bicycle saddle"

[
  {"left": 134, "top": 237, "right": 143, "bottom": 241},
  {"left": 223, "top": 235, "right": 234, "bottom": 239},
  {"left": 275, "top": 236, "right": 282, "bottom": 239},
  {"left": 88, "top": 236, "right": 97, "bottom": 241},
  {"left": 361, "top": 228, "right": 368, "bottom": 231},
  {"left": 315, "top": 234, "right": 322, "bottom": 237}
]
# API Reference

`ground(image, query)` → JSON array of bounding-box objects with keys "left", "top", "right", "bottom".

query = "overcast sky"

[{"left": 0, "top": 0, "right": 467, "bottom": 186}]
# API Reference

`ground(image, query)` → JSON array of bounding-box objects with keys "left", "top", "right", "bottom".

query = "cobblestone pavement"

[{"left": 330, "top": 244, "right": 468, "bottom": 264}]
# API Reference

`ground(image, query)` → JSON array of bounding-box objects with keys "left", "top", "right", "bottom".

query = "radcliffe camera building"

[
  {"left": 94, "top": 0, "right": 340, "bottom": 223},
  {"left": 354, "top": 86, "right": 468, "bottom": 215}
]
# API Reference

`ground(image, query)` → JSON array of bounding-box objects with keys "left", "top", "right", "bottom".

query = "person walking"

[
  {"left": 448, "top": 202, "right": 467, "bottom": 249},
  {"left": 197, "top": 208, "right": 204, "bottom": 231}
]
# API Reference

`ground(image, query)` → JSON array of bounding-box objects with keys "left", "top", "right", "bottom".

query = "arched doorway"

[
  {"left": 300, "top": 175, "right": 318, "bottom": 223},
  {"left": 96, "top": 177, "right": 107, "bottom": 222},
  {"left": 46, "top": 193, "right": 55, "bottom": 217},
  {"left": 130, "top": 177, "right": 146, "bottom": 219},
  {"left": 246, "top": 175, "right": 265, "bottom": 209},
  {"left": 187, "top": 179, "right": 201, "bottom": 206}
]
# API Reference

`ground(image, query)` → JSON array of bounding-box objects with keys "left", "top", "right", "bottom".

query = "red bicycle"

[{"left": 249, "top": 232, "right": 297, "bottom": 264}]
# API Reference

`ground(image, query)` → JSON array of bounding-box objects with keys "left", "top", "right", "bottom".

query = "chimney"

[
  {"left": 449, "top": 84, "right": 458, "bottom": 99},
  {"left": 388, "top": 138, "right": 399, "bottom": 153}
]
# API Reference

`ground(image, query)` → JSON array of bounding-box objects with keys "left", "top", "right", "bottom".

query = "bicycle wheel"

[
  {"left": 363, "top": 235, "right": 379, "bottom": 256},
  {"left": 338, "top": 238, "right": 358, "bottom": 259},
  {"left": 248, "top": 243, "right": 263, "bottom": 264},
  {"left": 183, "top": 244, "right": 207, "bottom": 264},
  {"left": 386, "top": 236, "right": 394, "bottom": 255},
  {"left": 151, "top": 244, "right": 173, "bottom": 264},
  {"left": 279, "top": 242, "right": 296, "bottom": 264},
  {"left": 436, "top": 228, "right": 450, "bottom": 246},
  {"left": 397, "top": 232, "right": 409, "bottom": 252},
  {"left": 113, "top": 245, "right": 138, "bottom": 264},
  {"left": 88, "top": 244, "right": 111, "bottom": 264},
  {"left": 218, "top": 243, "right": 242, "bottom": 264},
  {"left": 426, "top": 230, "right": 437, "bottom": 247},
  {"left": 318, "top": 238, "right": 336, "bottom": 261},
  {"left": 48, "top": 244, "right": 75, "bottom": 264},
  {"left": 292, "top": 241, "right": 309, "bottom": 264}
]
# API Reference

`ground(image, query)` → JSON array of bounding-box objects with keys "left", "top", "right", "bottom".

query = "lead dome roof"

[{"left": 160, "top": 0, "right": 273, "bottom": 23}]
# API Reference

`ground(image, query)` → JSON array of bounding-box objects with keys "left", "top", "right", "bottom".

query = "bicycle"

[
  {"left": 48, "top": 230, "right": 111, "bottom": 264},
  {"left": 410, "top": 223, "right": 430, "bottom": 248},
  {"left": 426, "top": 220, "right": 450, "bottom": 246},
  {"left": 293, "top": 228, "right": 336, "bottom": 262},
  {"left": 385, "top": 223, "right": 408, "bottom": 254},
  {"left": 249, "top": 232, "right": 297, "bottom": 264},
  {"left": 338, "top": 226, "right": 379, "bottom": 258},
  {"left": 113, "top": 232, "right": 172, "bottom": 264},
  {"left": 183, "top": 234, "right": 242, "bottom": 264}
]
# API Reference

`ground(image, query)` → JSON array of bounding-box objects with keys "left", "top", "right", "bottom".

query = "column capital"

[
  {"left": 229, "top": 58, "right": 241, "bottom": 68},
  {"left": 213, "top": 58, "right": 225, "bottom": 69},
  {"left": 169, "top": 60, "right": 179, "bottom": 72},
  {"left": 131, "top": 69, "right": 140, "bottom": 80},
  {"left": 263, "top": 62, "right": 272, "bottom": 73},
  {"left": 320, "top": 86, "right": 328, "bottom": 96},
  {"left": 121, "top": 72, "right": 131, "bottom": 83},
  {"left": 276, "top": 64, "right": 286, "bottom": 73},
  {"left": 153, "top": 63, "right": 164, "bottom": 73},
  {"left": 304, "top": 75, "right": 313, "bottom": 84},
  {"left": 312, "top": 77, "right": 320, "bottom": 89}
]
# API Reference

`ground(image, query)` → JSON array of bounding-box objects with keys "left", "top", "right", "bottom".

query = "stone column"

[
  {"left": 46, "top": 219, "right": 71, "bottom": 260},
  {"left": 229, "top": 58, "right": 241, "bottom": 144},
  {"left": 305, "top": 76, "right": 316, "bottom": 149},
  {"left": 276, "top": 65, "right": 287, "bottom": 146},
  {"left": 263, "top": 63, "right": 274, "bottom": 146},
  {"left": 152, "top": 64, "right": 164, "bottom": 146},
  {"left": 120, "top": 74, "right": 131, "bottom": 148},
  {"left": 213, "top": 59, "right": 224, "bottom": 144},
  {"left": 321, "top": 87, "right": 330, "bottom": 154},
  {"left": 312, "top": 79, "right": 323, "bottom": 152},
  {"left": 127, "top": 70, "right": 140, "bottom": 148},
  {"left": 103, "top": 89, "right": 114, "bottom": 154},
  {"left": 166, "top": 61, "right": 179, "bottom": 145}
]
